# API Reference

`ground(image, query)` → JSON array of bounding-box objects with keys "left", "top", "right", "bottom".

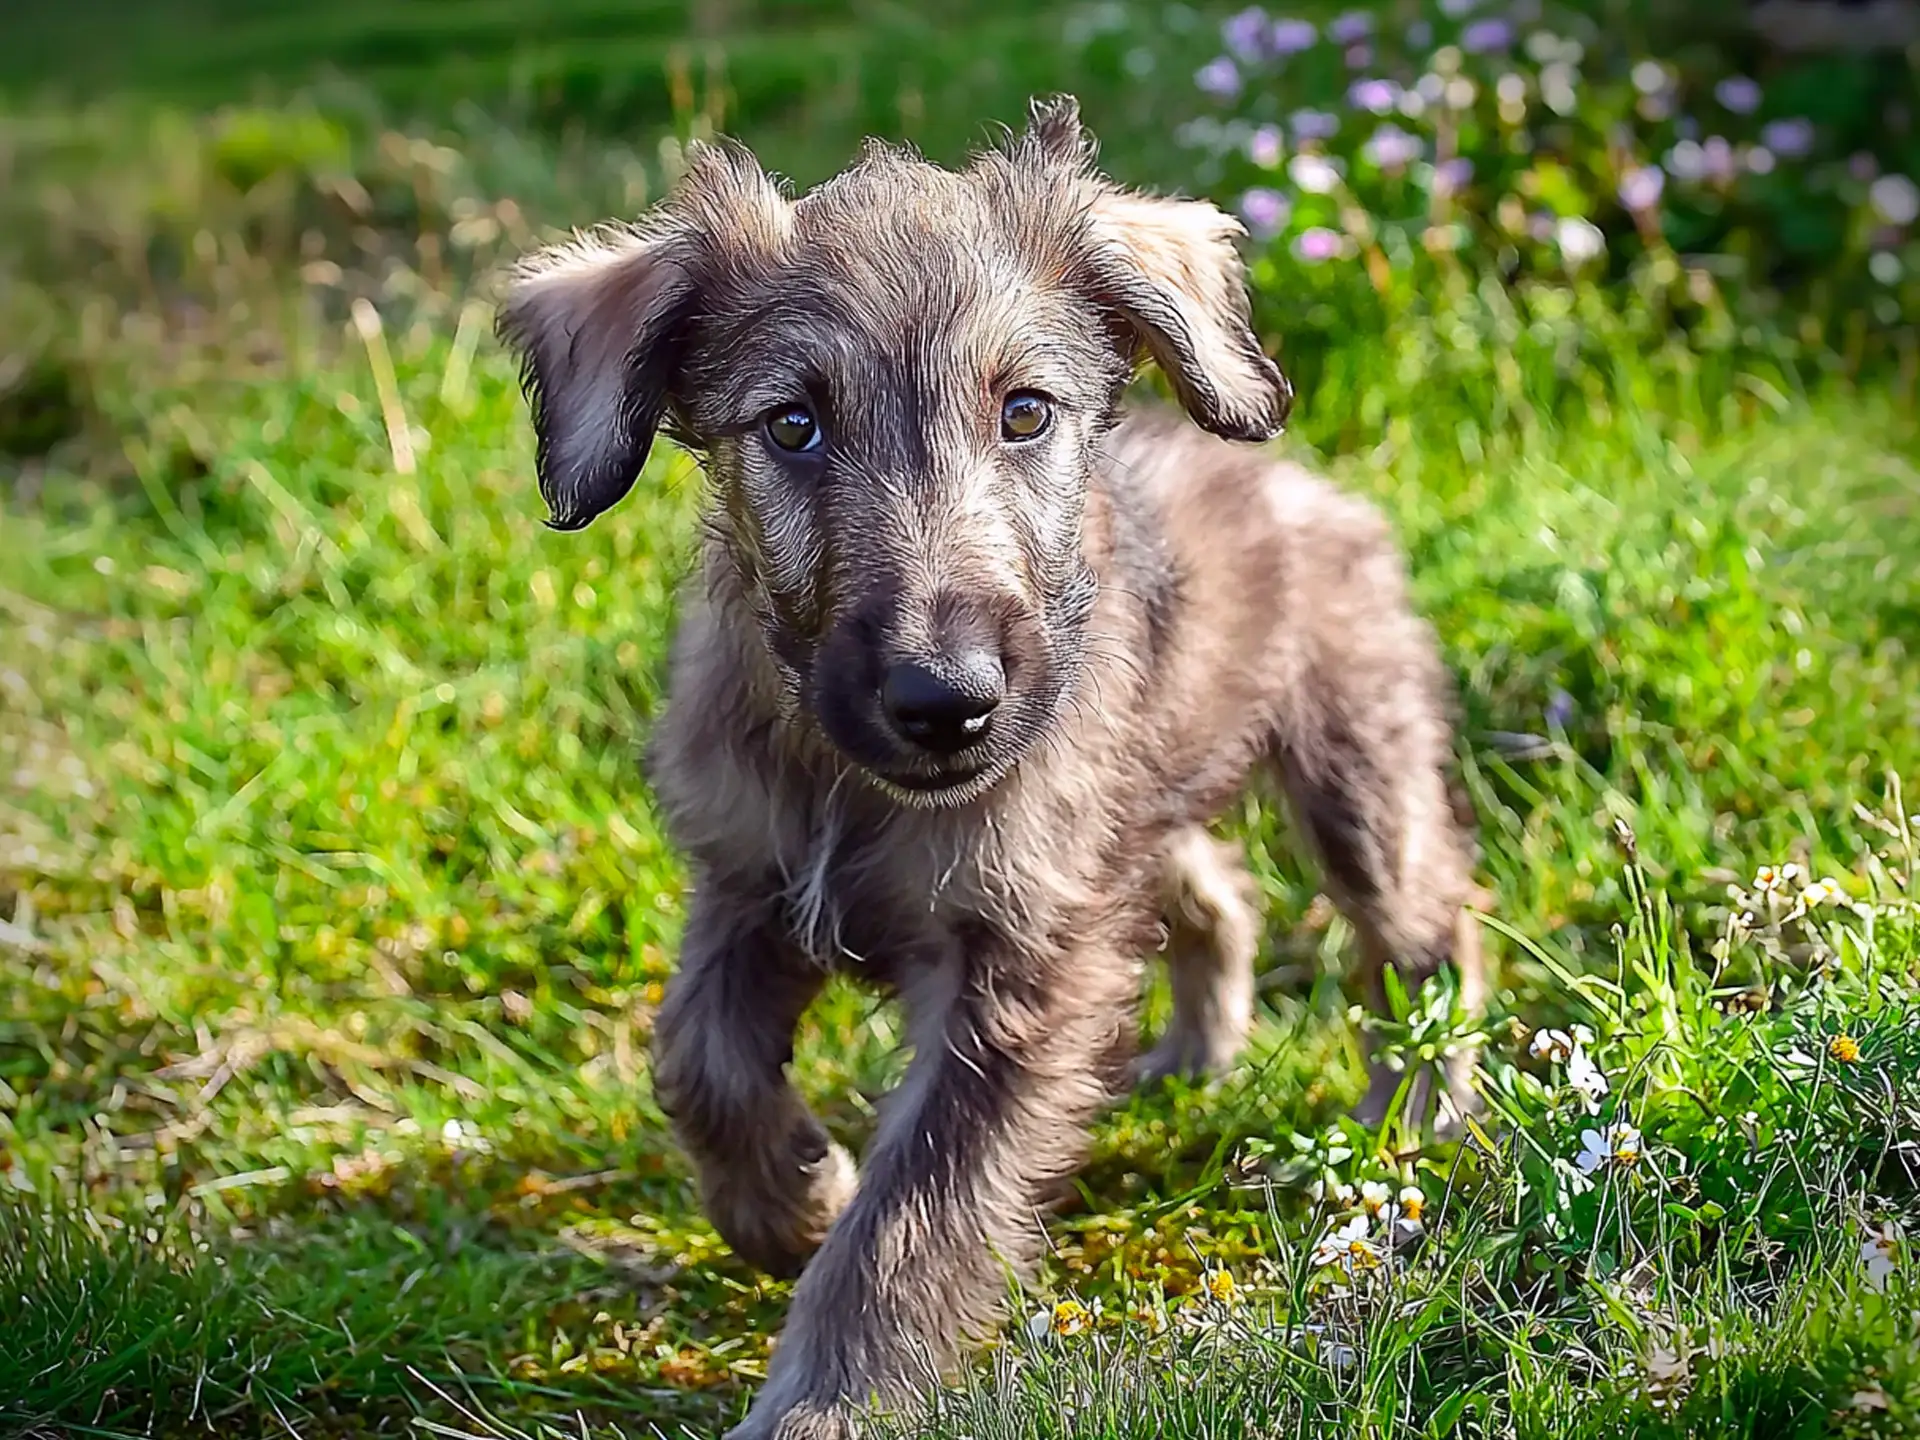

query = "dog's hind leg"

[
  {"left": 1266, "top": 618, "right": 1488, "bottom": 1138},
  {"left": 651, "top": 882, "right": 856, "bottom": 1279},
  {"left": 1135, "top": 826, "right": 1261, "bottom": 1084}
]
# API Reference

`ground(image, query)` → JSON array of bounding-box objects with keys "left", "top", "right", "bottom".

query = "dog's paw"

[
  {"left": 723, "top": 1398, "right": 859, "bottom": 1440},
  {"left": 1131, "top": 1027, "right": 1240, "bottom": 1088},
  {"left": 707, "top": 1138, "right": 859, "bottom": 1279}
]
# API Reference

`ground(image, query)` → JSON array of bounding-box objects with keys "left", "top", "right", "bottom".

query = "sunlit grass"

[{"left": 2, "top": 2, "right": 1918, "bottom": 1434}]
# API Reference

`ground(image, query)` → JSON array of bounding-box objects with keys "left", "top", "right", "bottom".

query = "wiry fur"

[{"left": 495, "top": 96, "right": 1487, "bottom": 1440}]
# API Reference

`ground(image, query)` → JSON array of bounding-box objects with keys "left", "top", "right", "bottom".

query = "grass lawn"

[{"left": 2, "top": 2, "right": 1919, "bottom": 1436}]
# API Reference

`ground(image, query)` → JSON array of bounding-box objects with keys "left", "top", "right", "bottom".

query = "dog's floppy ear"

[
  {"left": 496, "top": 140, "right": 790, "bottom": 530},
  {"left": 1082, "top": 187, "right": 1292, "bottom": 441},
  {"left": 495, "top": 219, "right": 699, "bottom": 531}
]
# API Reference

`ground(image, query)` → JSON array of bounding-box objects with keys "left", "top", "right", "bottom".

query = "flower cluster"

[{"left": 1174, "top": 0, "right": 1917, "bottom": 354}]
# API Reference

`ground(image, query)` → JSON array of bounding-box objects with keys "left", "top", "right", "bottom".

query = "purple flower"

[
  {"left": 1440, "top": 0, "right": 1480, "bottom": 14},
  {"left": 1328, "top": 9, "right": 1372, "bottom": 44},
  {"left": 1196, "top": 56, "right": 1242, "bottom": 98},
  {"left": 1294, "top": 226, "right": 1344, "bottom": 262},
  {"left": 1346, "top": 42, "right": 1374, "bottom": 68},
  {"left": 1348, "top": 78, "right": 1401, "bottom": 115},
  {"left": 1545, "top": 688, "right": 1574, "bottom": 731},
  {"left": 1714, "top": 76, "right": 1762, "bottom": 115},
  {"left": 1291, "top": 107, "right": 1340, "bottom": 141},
  {"left": 1222, "top": 6, "right": 1271, "bottom": 63},
  {"left": 1408, "top": 20, "right": 1433, "bottom": 47},
  {"left": 1461, "top": 18, "right": 1513, "bottom": 52},
  {"left": 1433, "top": 157, "right": 1475, "bottom": 195},
  {"left": 1760, "top": 117, "right": 1815, "bottom": 158},
  {"left": 1362, "top": 123, "right": 1424, "bottom": 171},
  {"left": 1850, "top": 151, "right": 1880, "bottom": 182},
  {"left": 1247, "top": 124, "right": 1285, "bottom": 167},
  {"left": 1618, "top": 164, "right": 1665, "bottom": 211},
  {"left": 1270, "top": 17, "right": 1317, "bottom": 55},
  {"left": 1238, "top": 186, "right": 1293, "bottom": 238}
]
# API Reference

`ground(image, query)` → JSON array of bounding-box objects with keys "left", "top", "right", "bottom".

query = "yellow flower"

[
  {"left": 1051, "top": 1299, "right": 1092, "bottom": 1335},
  {"left": 1829, "top": 1034, "right": 1862, "bottom": 1065},
  {"left": 1204, "top": 1267, "right": 1238, "bottom": 1305},
  {"left": 1398, "top": 1185, "right": 1426, "bottom": 1224}
]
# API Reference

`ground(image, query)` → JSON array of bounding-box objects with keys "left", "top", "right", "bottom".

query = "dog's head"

[{"left": 498, "top": 96, "right": 1290, "bottom": 807}]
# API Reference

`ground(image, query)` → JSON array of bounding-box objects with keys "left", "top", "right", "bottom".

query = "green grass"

[{"left": 3, "top": 3, "right": 1919, "bottom": 1435}]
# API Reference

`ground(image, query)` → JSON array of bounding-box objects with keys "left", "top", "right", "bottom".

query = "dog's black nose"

[{"left": 882, "top": 657, "right": 1003, "bottom": 755}]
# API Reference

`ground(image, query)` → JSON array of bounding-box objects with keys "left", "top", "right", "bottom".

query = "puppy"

[{"left": 497, "top": 94, "right": 1485, "bottom": 1440}]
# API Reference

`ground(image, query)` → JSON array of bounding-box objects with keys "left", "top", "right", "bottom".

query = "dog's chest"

[{"left": 772, "top": 801, "right": 995, "bottom": 979}]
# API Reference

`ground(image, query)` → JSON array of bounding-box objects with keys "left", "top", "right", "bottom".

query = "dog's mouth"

[
  {"left": 867, "top": 760, "right": 990, "bottom": 806},
  {"left": 865, "top": 758, "right": 1003, "bottom": 808}
]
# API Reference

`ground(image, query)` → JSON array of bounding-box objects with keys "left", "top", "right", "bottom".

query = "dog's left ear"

[
  {"left": 1082, "top": 187, "right": 1293, "bottom": 441},
  {"left": 496, "top": 139, "right": 790, "bottom": 531},
  {"left": 495, "top": 219, "right": 701, "bottom": 531}
]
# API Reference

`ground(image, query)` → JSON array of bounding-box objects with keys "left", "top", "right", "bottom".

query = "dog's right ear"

[
  {"left": 496, "top": 140, "right": 790, "bottom": 531},
  {"left": 495, "top": 220, "right": 700, "bottom": 531}
]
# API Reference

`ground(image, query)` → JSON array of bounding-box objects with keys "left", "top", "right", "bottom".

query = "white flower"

[
  {"left": 1311, "top": 1215, "right": 1383, "bottom": 1272},
  {"left": 1869, "top": 174, "right": 1920, "bottom": 227},
  {"left": 1556, "top": 217, "right": 1605, "bottom": 267},
  {"left": 1529, "top": 1027, "right": 1574, "bottom": 1062},
  {"left": 1566, "top": 1045, "right": 1610, "bottom": 1114},
  {"left": 1576, "top": 1122, "right": 1644, "bottom": 1175},
  {"left": 1289, "top": 153, "right": 1342, "bottom": 194},
  {"left": 1308, "top": 1177, "right": 1357, "bottom": 1208},
  {"left": 1861, "top": 1219, "right": 1903, "bottom": 1291},
  {"left": 1359, "top": 1180, "right": 1393, "bottom": 1215},
  {"left": 1801, "top": 877, "right": 1845, "bottom": 908},
  {"left": 1753, "top": 864, "right": 1802, "bottom": 894}
]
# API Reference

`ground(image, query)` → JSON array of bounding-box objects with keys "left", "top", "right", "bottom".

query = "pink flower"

[
  {"left": 1348, "top": 78, "right": 1401, "bottom": 115},
  {"left": 1618, "top": 164, "right": 1665, "bottom": 212},
  {"left": 1362, "top": 124, "right": 1423, "bottom": 171},
  {"left": 1247, "top": 125, "right": 1285, "bottom": 168},
  {"left": 1294, "top": 226, "right": 1344, "bottom": 262},
  {"left": 1433, "top": 157, "right": 1474, "bottom": 196}
]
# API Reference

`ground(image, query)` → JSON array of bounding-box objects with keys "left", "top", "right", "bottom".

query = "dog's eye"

[
  {"left": 765, "top": 404, "right": 822, "bottom": 453},
  {"left": 1000, "top": 392, "right": 1053, "bottom": 442}
]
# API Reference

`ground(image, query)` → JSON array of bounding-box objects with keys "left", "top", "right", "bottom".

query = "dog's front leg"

[
  {"left": 725, "top": 941, "right": 1135, "bottom": 1440},
  {"left": 652, "top": 882, "right": 856, "bottom": 1279}
]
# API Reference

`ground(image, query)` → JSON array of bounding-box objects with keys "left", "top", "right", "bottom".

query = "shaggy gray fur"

[{"left": 497, "top": 95, "right": 1486, "bottom": 1440}]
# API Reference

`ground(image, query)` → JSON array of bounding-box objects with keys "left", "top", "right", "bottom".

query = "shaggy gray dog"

[{"left": 498, "top": 95, "right": 1486, "bottom": 1440}]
